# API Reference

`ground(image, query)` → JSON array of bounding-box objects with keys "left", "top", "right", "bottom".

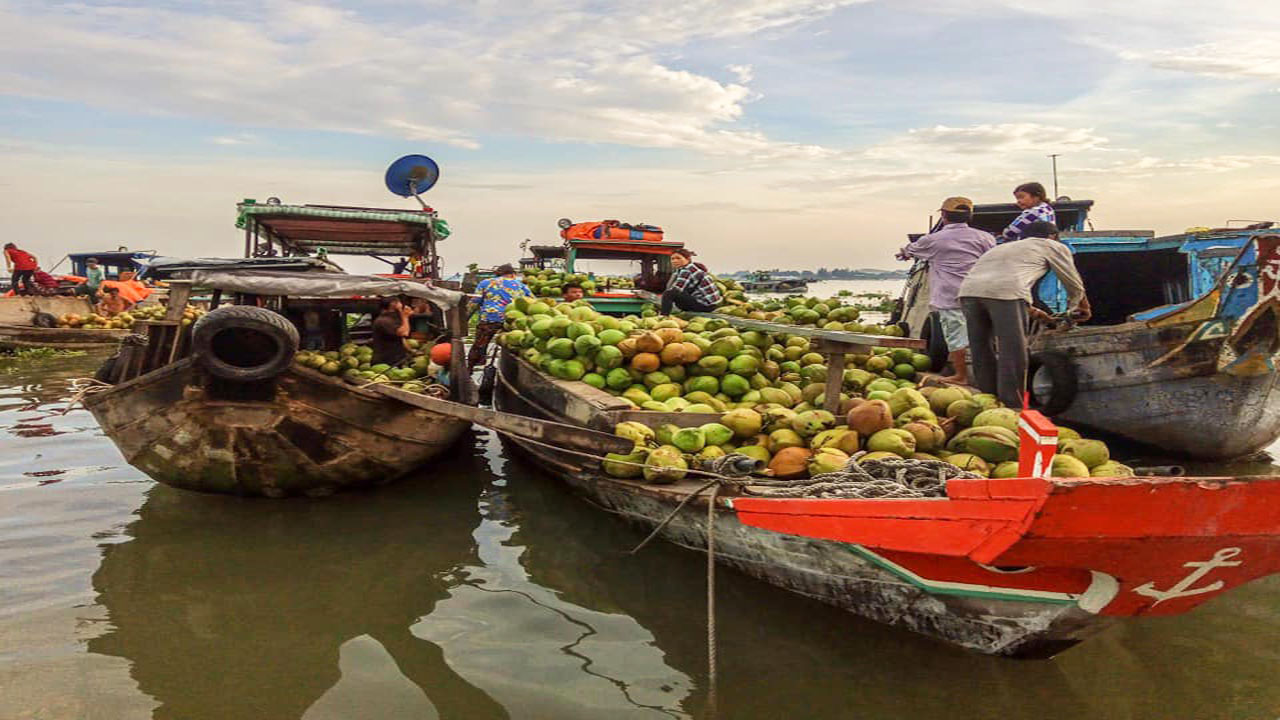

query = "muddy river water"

[{"left": 2, "top": 351, "right": 1279, "bottom": 720}]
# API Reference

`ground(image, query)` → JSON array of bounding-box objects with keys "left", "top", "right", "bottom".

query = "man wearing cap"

[
  {"left": 958, "top": 220, "right": 1090, "bottom": 408},
  {"left": 467, "top": 263, "right": 532, "bottom": 368},
  {"left": 898, "top": 197, "right": 995, "bottom": 384},
  {"left": 661, "top": 248, "right": 722, "bottom": 314}
]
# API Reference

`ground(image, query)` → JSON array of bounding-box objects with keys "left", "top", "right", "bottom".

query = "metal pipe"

[{"left": 1131, "top": 465, "right": 1186, "bottom": 477}]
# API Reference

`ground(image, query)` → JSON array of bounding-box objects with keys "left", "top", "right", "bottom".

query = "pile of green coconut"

[{"left": 604, "top": 385, "right": 1133, "bottom": 484}]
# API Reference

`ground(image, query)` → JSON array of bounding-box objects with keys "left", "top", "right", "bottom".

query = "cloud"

[
  {"left": 208, "top": 133, "right": 257, "bottom": 146},
  {"left": 0, "top": 0, "right": 865, "bottom": 159},
  {"left": 1138, "top": 42, "right": 1280, "bottom": 82},
  {"left": 868, "top": 124, "right": 1110, "bottom": 159}
]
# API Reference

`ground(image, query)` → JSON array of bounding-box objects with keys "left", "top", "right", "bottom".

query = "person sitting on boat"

[
  {"left": 897, "top": 196, "right": 995, "bottom": 385},
  {"left": 371, "top": 297, "right": 413, "bottom": 366},
  {"left": 999, "top": 182, "right": 1056, "bottom": 244},
  {"left": 97, "top": 286, "right": 135, "bottom": 317},
  {"left": 561, "top": 282, "right": 585, "bottom": 303},
  {"left": 661, "top": 249, "right": 722, "bottom": 315},
  {"left": 467, "top": 264, "right": 532, "bottom": 368},
  {"left": 4, "top": 242, "right": 38, "bottom": 296},
  {"left": 958, "top": 221, "right": 1090, "bottom": 408}
]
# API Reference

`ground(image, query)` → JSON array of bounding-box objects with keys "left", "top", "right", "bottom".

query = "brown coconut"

[
  {"left": 680, "top": 342, "right": 704, "bottom": 363},
  {"left": 659, "top": 343, "right": 687, "bottom": 366},
  {"left": 847, "top": 399, "right": 893, "bottom": 437},
  {"left": 635, "top": 332, "right": 665, "bottom": 354},
  {"left": 616, "top": 337, "right": 639, "bottom": 358},
  {"left": 655, "top": 327, "right": 685, "bottom": 346},
  {"left": 768, "top": 447, "right": 813, "bottom": 479},
  {"left": 630, "top": 352, "right": 661, "bottom": 373}
]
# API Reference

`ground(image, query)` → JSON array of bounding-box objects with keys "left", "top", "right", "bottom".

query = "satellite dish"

[
  {"left": 385, "top": 155, "right": 441, "bottom": 201},
  {"left": 557, "top": 217, "right": 573, "bottom": 229}
]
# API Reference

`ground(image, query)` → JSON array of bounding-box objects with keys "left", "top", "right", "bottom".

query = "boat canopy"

[
  {"left": 236, "top": 203, "right": 451, "bottom": 257},
  {"left": 188, "top": 270, "right": 465, "bottom": 310},
  {"left": 139, "top": 256, "right": 334, "bottom": 279}
]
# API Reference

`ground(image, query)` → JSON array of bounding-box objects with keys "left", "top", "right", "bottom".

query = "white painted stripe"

[{"left": 1077, "top": 571, "right": 1120, "bottom": 614}]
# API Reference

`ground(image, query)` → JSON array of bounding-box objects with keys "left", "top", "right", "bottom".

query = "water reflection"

[{"left": 88, "top": 438, "right": 508, "bottom": 720}]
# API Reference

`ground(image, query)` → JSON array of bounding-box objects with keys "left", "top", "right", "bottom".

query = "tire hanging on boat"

[
  {"left": 191, "top": 305, "right": 299, "bottom": 382},
  {"left": 1027, "top": 351, "right": 1078, "bottom": 416},
  {"left": 919, "top": 312, "right": 948, "bottom": 372}
]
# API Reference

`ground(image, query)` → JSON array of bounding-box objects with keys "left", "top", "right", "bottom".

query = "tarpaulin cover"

[
  {"left": 140, "top": 256, "right": 332, "bottom": 272},
  {"left": 188, "top": 270, "right": 464, "bottom": 310}
]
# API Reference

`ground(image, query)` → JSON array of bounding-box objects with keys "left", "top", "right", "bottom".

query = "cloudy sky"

[{"left": 2, "top": 0, "right": 1278, "bottom": 274}]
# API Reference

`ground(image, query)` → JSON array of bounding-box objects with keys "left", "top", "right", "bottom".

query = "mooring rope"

[{"left": 61, "top": 378, "right": 114, "bottom": 414}]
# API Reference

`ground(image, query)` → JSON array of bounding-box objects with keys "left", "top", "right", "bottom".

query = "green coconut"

[
  {"left": 1090, "top": 460, "right": 1135, "bottom": 477},
  {"left": 946, "top": 399, "right": 982, "bottom": 427},
  {"left": 735, "top": 445, "right": 772, "bottom": 465},
  {"left": 671, "top": 427, "right": 707, "bottom": 453},
  {"left": 808, "top": 448, "right": 851, "bottom": 476},
  {"left": 971, "top": 393, "right": 1002, "bottom": 410},
  {"left": 721, "top": 408, "right": 763, "bottom": 438},
  {"left": 928, "top": 387, "right": 969, "bottom": 415},
  {"left": 614, "top": 421, "right": 655, "bottom": 446},
  {"left": 859, "top": 450, "right": 903, "bottom": 462},
  {"left": 644, "top": 445, "right": 689, "bottom": 484},
  {"left": 768, "top": 428, "right": 806, "bottom": 452},
  {"left": 894, "top": 406, "right": 938, "bottom": 427},
  {"left": 866, "top": 428, "right": 917, "bottom": 457},
  {"left": 791, "top": 410, "right": 837, "bottom": 437},
  {"left": 654, "top": 423, "right": 680, "bottom": 446},
  {"left": 811, "top": 427, "right": 860, "bottom": 454},
  {"left": 947, "top": 426, "right": 1020, "bottom": 464},
  {"left": 1059, "top": 438, "right": 1110, "bottom": 469},
  {"left": 971, "top": 407, "right": 1020, "bottom": 432},
  {"left": 946, "top": 453, "right": 990, "bottom": 476},
  {"left": 887, "top": 388, "right": 929, "bottom": 418},
  {"left": 991, "top": 461, "right": 1021, "bottom": 478},
  {"left": 1050, "top": 454, "right": 1091, "bottom": 478},
  {"left": 700, "top": 423, "right": 734, "bottom": 447},
  {"left": 602, "top": 447, "right": 650, "bottom": 478}
]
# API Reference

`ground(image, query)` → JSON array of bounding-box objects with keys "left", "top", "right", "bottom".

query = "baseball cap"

[{"left": 939, "top": 197, "right": 973, "bottom": 212}]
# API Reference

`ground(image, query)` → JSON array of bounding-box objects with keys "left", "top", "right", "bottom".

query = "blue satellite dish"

[{"left": 385, "top": 154, "right": 440, "bottom": 198}]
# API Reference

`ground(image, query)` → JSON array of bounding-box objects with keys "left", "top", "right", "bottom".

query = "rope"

[
  {"left": 740, "top": 454, "right": 978, "bottom": 499},
  {"left": 61, "top": 377, "right": 114, "bottom": 414}
]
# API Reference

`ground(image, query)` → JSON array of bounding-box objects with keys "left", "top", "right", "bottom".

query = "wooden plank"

[
  {"left": 822, "top": 354, "right": 844, "bottom": 414},
  {"left": 165, "top": 281, "right": 193, "bottom": 321},
  {"left": 688, "top": 312, "right": 924, "bottom": 349},
  {"left": 369, "top": 383, "right": 633, "bottom": 455}
]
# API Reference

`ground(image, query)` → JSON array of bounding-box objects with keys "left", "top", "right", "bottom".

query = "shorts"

[{"left": 937, "top": 308, "right": 969, "bottom": 352}]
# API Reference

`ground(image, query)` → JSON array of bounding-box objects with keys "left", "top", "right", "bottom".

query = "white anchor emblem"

[{"left": 1134, "top": 547, "right": 1243, "bottom": 605}]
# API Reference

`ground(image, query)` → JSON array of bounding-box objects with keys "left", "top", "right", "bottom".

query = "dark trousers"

[
  {"left": 660, "top": 289, "right": 715, "bottom": 315},
  {"left": 74, "top": 284, "right": 99, "bottom": 303},
  {"left": 11, "top": 270, "right": 34, "bottom": 296},
  {"left": 960, "top": 297, "right": 1028, "bottom": 409},
  {"left": 467, "top": 321, "right": 503, "bottom": 368}
]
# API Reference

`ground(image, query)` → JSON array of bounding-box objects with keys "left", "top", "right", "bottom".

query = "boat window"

[{"left": 1038, "top": 249, "right": 1190, "bottom": 325}]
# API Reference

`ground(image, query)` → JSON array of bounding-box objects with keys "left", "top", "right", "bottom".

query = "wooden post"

[
  {"left": 445, "top": 302, "right": 473, "bottom": 404},
  {"left": 822, "top": 352, "right": 845, "bottom": 414},
  {"left": 165, "top": 281, "right": 192, "bottom": 321}
]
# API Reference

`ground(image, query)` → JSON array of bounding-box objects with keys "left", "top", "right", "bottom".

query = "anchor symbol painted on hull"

[{"left": 1134, "top": 547, "right": 1242, "bottom": 605}]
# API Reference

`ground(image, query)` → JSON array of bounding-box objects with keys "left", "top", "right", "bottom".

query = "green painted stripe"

[{"left": 845, "top": 545, "right": 1077, "bottom": 606}]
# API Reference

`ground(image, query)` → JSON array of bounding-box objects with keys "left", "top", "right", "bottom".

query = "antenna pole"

[{"left": 1048, "top": 154, "right": 1061, "bottom": 199}]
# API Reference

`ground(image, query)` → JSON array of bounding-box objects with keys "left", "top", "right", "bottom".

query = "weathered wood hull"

[
  {"left": 492, "top": 356, "right": 1107, "bottom": 657},
  {"left": 1032, "top": 321, "right": 1280, "bottom": 459},
  {"left": 85, "top": 360, "right": 470, "bottom": 496},
  {"left": 0, "top": 323, "right": 129, "bottom": 350},
  {"left": 494, "top": 348, "right": 1280, "bottom": 658}
]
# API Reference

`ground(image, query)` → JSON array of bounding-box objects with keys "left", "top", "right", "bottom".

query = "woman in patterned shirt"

[
  {"left": 999, "top": 182, "right": 1056, "bottom": 244},
  {"left": 661, "top": 248, "right": 722, "bottom": 314},
  {"left": 467, "top": 264, "right": 532, "bottom": 368}
]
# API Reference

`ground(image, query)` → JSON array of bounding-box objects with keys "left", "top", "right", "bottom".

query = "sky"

[{"left": 2, "top": 0, "right": 1279, "bottom": 275}]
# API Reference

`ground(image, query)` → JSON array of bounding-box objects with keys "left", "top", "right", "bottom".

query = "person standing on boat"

[
  {"left": 958, "top": 221, "right": 1090, "bottom": 408},
  {"left": 371, "top": 297, "right": 413, "bottom": 366},
  {"left": 661, "top": 249, "right": 722, "bottom": 314},
  {"left": 76, "top": 257, "right": 105, "bottom": 303},
  {"left": 999, "top": 182, "right": 1056, "bottom": 244},
  {"left": 467, "top": 263, "right": 532, "bottom": 368},
  {"left": 897, "top": 197, "right": 995, "bottom": 384},
  {"left": 4, "top": 242, "right": 38, "bottom": 296}
]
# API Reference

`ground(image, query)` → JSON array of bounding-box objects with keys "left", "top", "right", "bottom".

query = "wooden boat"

[
  {"left": 494, "top": 347, "right": 1280, "bottom": 658},
  {"left": 740, "top": 272, "right": 808, "bottom": 293},
  {"left": 895, "top": 200, "right": 1280, "bottom": 459},
  {"left": 0, "top": 323, "right": 129, "bottom": 350}
]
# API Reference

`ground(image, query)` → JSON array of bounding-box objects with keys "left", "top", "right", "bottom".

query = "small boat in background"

[
  {"left": 896, "top": 200, "right": 1280, "bottom": 459},
  {"left": 740, "top": 271, "right": 808, "bottom": 293}
]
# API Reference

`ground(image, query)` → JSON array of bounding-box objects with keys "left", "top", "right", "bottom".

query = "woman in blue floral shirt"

[{"left": 467, "top": 264, "right": 532, "bottom": 368}]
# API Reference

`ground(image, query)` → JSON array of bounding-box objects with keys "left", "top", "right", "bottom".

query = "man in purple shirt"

[{"left": 899, "top": 197, "right": 996, "bottom": 384}]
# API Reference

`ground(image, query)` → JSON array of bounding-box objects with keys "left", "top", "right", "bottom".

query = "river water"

[{"left": 3, "top": 286, "right": 1280, "bottom": 719}]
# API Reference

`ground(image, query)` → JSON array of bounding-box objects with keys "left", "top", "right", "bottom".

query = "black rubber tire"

[
  {"left": 1027, "top": 351, "right": 1078, "bottom": 416},
  {"left": 94, "top": 353, "right": 120, "bottom": 384},
  {"left": 192, "top": 305, "right": 299, "bottom": 382},
  {"left": 32, "top": 312, "right": 58, "bottom": 328},
  {"left": 919, "top": 312, "right": 949, "bottom": 372}
]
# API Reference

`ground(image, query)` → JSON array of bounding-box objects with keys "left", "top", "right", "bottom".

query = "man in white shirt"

[{"left": 957, "top": 221, "right": 1091, "bottom": 408}]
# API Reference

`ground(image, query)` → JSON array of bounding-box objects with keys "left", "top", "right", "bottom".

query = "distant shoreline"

[{"left": 722, "top": 269, "right": 908, "bottom": 280}]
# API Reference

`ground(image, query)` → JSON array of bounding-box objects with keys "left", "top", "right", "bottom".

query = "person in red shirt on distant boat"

[{"left": 4, "top": 242, "right": 39, "bottom": 296}]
